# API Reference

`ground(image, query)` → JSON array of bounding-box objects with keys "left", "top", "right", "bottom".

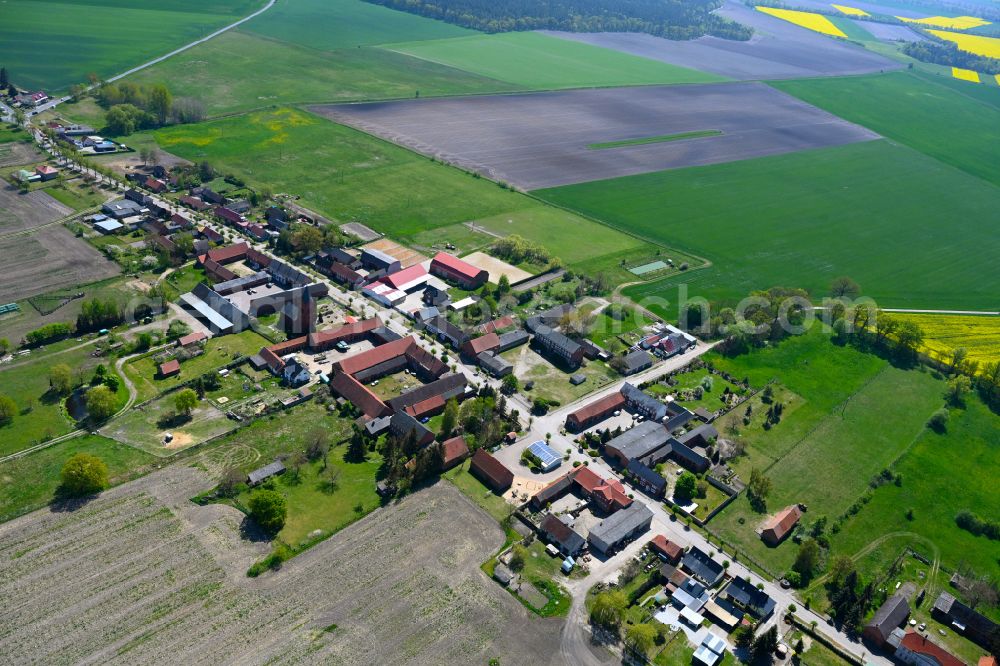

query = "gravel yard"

[{"left": 0, "top": 467, "right": 565, "bottom": 665}]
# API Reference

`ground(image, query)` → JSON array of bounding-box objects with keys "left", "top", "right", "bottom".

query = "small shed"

[
  {"left": 158, "top": 359, "right": 180, "bottom": 377},
  {"left": 247, "top": 461, "right": 286, "bottom": 486}
]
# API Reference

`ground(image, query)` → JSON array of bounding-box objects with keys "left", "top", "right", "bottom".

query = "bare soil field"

[
  {"left": 0, "top": 466, "right": 564, "bottom": 665},
  {"left": 0, "top": 142, "right": 43, "bottom": 168},
  {"left": 853, "top": 20, "right": 926, "bottom": 42},
  {"left": 0, "top": 224, "right": 119, "bottom": 302},
  {"left": 317, "top": 82, "right": 880, "bottom": 189},
  {"left": 540, "top": 1, "right": 901, "bottom": 81},
  {"left": 0, "top": 178, "right": 73, "bottom": 234}
]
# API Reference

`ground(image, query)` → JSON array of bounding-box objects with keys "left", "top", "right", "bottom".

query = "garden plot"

[
  {"left": 0, "top": 470, "right": 562, "bottom": 665},
  {"left": 0, "top": 225, "right": 119, "bottom": 303},
  {"left": 319, "top": 82, "right": 879, "bottom": 189},
  {"left": 539, "top": 0, "right": 899, "bottom": 81},
  {"left": 0, "top": 178, "right": 73, "bottom": 233}
]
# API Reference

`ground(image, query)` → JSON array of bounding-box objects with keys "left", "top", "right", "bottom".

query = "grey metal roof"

[
  {"left": 497, "top": 329, "right": 529, "bottom": 351},
  {"left": 621, "top": 382, "right": 667, "bottom": 421},
  {"left": 247, "top": 461, "right": 285, "bottom": 484},
  {"left": 623, "top": 350, "right": 654, "bottom": 373},
  {"left": 533, "top": 326, "right": 582, "bottom": 358},
  {"left": 478, "top": 351, "right": 512, "bottom": 376},
  {"left": 180, "top": 291, "right": 234, "bottom": 331},
  {"left": 588, "top": 502, "right": 653, "bottom": 549},
  {"left": 626, "top": 459, "right": 666, "bottom": 492},
  {"left": 867, "top": 594, "right": 910, "bottom": 635},
  {"left": 607, "top": 420, "right": 671, "bottom": 462}
]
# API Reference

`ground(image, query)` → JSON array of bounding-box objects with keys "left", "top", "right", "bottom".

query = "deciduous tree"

[
  {"left": 85, "top": 384, "right": 117, "bottom": 421},
  {"left": 49, "top": 363, "right": 74, "bottom": 395},
  {"left": 590, "top": 589, "right": 627, "bottom": 629},
  {"left": 247, "top": 489, "right": 287, "bottom": 534},
  {"left": 174, "top": 388, "right": 198, "bottom": 415},
  {"left": 60, "top": 453, "right": 109, "bottom": 496},
  {"left": 0, "top": 394, "right": 17, "bottom": 426}
]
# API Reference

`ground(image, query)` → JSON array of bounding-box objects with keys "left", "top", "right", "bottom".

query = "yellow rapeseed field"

[
  {"left": 927, "top": 30, "right": 1000, "bottom": 58},
  {"left": 899, "top": 15, "right": 991, "bottom": 30},
  {"left": 756, "top": 6, "right": 848, "bottom": 37},
  {"left": 831, "top": 4, "right": 869, "bottom": 17},
  {"left": 892, "top": 314, "right": 1000, "bottom": 368},
  {"left": 951, "top": 67, "right": 981, "bottom": 83}
]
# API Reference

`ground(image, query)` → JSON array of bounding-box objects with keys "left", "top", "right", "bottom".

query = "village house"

[
  {"left": 649, "top": 535, "right": 684, "bottom": 564},
  {"left": 158, "top": 359, "right": 180, "bottom": 378},
  {"left": 886, "top": 629, "right": 964, "bottom": 666},
  {"left": 540, "top": 513, "right": 586, "bottom": 557},
  {"left": 566, "top": 391, "right": 627, "bottom": 431},
  {"left": 588, "top": 503, "right": 653, "bottom": 555},
  {"left": 863, "top": 594, "right": 910, "bottom": 647},
  {"left": 440, "top": 436, "right": 469, "bottom": 470}
]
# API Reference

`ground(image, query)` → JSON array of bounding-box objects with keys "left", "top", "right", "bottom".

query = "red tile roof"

[
  {"left": 259, "top": 347, "right": 285, "bottom": 373},
  {"left": 332, "top": 336, "right": 415, "bottom": 376},
  {"left": 159, "top": 359, "right": 180, "bottom": 376},
  {"left": 481, "top": 315, "right": 515, "bottom": 334},
  {"left": 330, "top": 372, "right": 389, "bottom": 419},
  {"left": 177, "top": 331, "right": 207, "bottom": 347},
  {"left": 404, "top": 394, "right": 445, "bottom": 419},
  {"left": 761, "top": 505, "right": 802, "bottom": 544},
  {"left": 382, "top": 263, "right": 427, "bottom": 290},
  {"left": 594, "top": 478, "right": 632, "bottom": 511},
  {"left": 464, "top": 332, "right": 500, "bottom": 356},
  {"left": 203, "top": 242, "right": 248, "bottom": 265},
  {"left": 201, "top": 258, "right": 238, "bottom": 282},
  {"left": 246, "top": 247, "right": 272, "bottom": 268},
  {"left": 431, "top": 252, "right": 486, "bottom": 282},
  {"left": 441, "top": 436, "right": 469, "bottom": 468},
  {"left": 35, "top": 165, "right": 57, "bottom": 175},
  {"left": 979, "top": 657, "right": 997, "bottom": 666},
  {"left": 566, "top": 392, "right": 626, "bottom": 428},
  {"left": 650, "top": 535, "right": 683, "bottom": 561},
  {"left": 470, "top": 449, "right": 514, "bottom": 492},
  {"left": 899, "top": 631, "right": 964, "bottom": 666},
  {"left": 307, "top": 318, "right": 379, "bottom": 349},
  {"left": 267, "top": 336, "right": 308, "bottom": 356},
  {"left": 572, "top": 466, "right": 605, "bottom": 493}
]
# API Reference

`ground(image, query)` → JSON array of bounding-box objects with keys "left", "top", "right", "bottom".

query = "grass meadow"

[
  {"left": 539, "top": 140, "right": 1000, "bottom": 312},
  {"left": 0, "top": 344, "right": 129, "bottom": 457},
  {"left": 385, "top": 32, "right": 726, "bottom": 89},
  {"left": 0, "top": 434, "right": 157, "bottom": 522},
  {"left": 700, "top": 329, "right": 1000, "bottom": 585},
  {"left": 128, "top": 31, "right": 517, "bottom": 117},
  {"left": 0, "top": 0, "right": 265, "bottom": 91},
  {"left": 242, "top": 0, "right": 475, "bottom": 50},
  {"left": 772, "top": 71, "right": 1000, "bottom": 186}
]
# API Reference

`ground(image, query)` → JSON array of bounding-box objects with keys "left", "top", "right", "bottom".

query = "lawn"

[
  {"left": 410, "top": 206, "right": 681, "bottom": 286},
  {"left": 0, "top": 343, "right": 129, "bottom": 457},
  {"left": 238, "top": 440, "right": 382, "bottom": 549},
  {"left": 0, "top": 0, "right": 266, "bottom": 92},
  {"left": 242, "top": 0, "right": 475, "bottom": 50},
  {"left": 587, "top": 305, "right": 649, "bottom": 348},
  {"left": 772, "top": 71, "right": 1000, "bottom": 187},
  {"left": 540, "top": 140, "right": 1000, "bottom": 313},
  {"left": 443, "top": 460, "right": 512, "bottom": 524},
  {"left": 648, "top": 368, "right": 744, "bottom": 414},
  {"left": 386, "top": 32, "right": 725, "bottom": 89},
  {"left": 0, "top": 434, "right": 157, "bottom": 523},
  {"left": 101, "top": 393, "right": 238, "bottom": 457},
  {"left": 705, "top": 329, "right": 947, "bottom": 575},
  {"left": 830, "top": 396, "right": 1000, "bottom": 577},
  {"left": 150, "top": 107, "right": 532, "bottom": 237},
  {"left": 124, "top": 329, "right": 269, "bottom": 402},
  {"left": 126, "top": 30, "right": 518, "bottom": 117},
  {"left": 0, "top": 127, "right": 30, "bottom": 145}
]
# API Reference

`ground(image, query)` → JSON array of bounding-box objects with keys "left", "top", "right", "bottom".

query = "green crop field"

[
  {"left": 0, "top": 434, "right": 156, "bottom": 523},
  {"left": 0, "top": 0, "right": 265, "bottom": 92},
  {"left": 385, "top": 32, "right": 725, "bottom": 89},
  {"left": 242, "top": 0, "right": 475, "bottom": 51},
  {"left": 539, "top": 140, "right": 1000, "bottom": 313},
  {"left": 703, "top": 329, "right": 952, "bottom": 575},
  {"left": 772, "top": 71, "right": 1000, "bottom": 187},
  {"left": 127, "top": 31, "right": 518, "bottom": 117}
]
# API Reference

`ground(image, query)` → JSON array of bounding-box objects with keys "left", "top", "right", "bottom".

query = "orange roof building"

[{"left": 761, "top": 505, "right": 802, "bottom": 546}]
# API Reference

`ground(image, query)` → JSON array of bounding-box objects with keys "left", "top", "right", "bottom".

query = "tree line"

[
  {"left": 96, "top": 81, "right": 205, "bottom": 136},
  {"left": 363, "top": 0, "right": 752, "bottom": 40},
  {"left": 903, "top": 40, "right": 1000, "bottom": 75}
]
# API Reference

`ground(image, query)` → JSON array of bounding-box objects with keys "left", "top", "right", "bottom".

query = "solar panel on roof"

[{"left": 527, "top": 441, "right": 562, "bottom": 471}]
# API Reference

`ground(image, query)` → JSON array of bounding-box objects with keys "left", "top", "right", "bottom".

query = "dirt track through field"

[
  {"left": 316, "top": 82, "right": 880, "bottom": 190},
  {"left": 0, "top": 179, "right": 73, "bottom": 234},
  {"left": 0, "top": 468, "right": 565, "bottom": 665}
]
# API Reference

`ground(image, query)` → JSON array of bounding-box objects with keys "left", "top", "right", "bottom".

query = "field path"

[{"left": 30, "top": 0, "right": 278, "bottom": 115}]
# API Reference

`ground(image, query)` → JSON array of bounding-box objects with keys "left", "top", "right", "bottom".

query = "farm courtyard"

[{"left": 0, "top": 468, "right": 562, "bottom": 665}]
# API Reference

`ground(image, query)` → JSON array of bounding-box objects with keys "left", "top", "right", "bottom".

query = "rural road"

[{"left": 29, "top": 0, "right": 277, "bottom": 117}]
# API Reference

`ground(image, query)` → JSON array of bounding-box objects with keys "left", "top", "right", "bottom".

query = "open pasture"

[
  {"left": 126, "top": 30, "right": 518, "bottom": 117},
  {"left": 320, "top": 82, "right": 878, "bottom": 190},
  {"left": 0, "top": 0, "right": 265, "bottom": 91},
  {"left": 0, "top": 224, "right": 119, "bottom": 303},
  {"left": 773, "top": 71, "right": 1000, "bottom": 186},
  {"left": 385, "top": 31, "right": 723, "bottom": 89},
  {"left": 0, "top": 471, "right": 561, "bottom": 665},
  {"left": 542, "top": 140, "right": 1000, "bottom": 312},
  {"left": 242, "top": 0, "right": 475, "bottom": 50},
  {"left": 151, "top": 107, "right": 532, "bottom": 237},
  {"left": 543, "top": 0, "right": 899, "bottom": 80}
]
